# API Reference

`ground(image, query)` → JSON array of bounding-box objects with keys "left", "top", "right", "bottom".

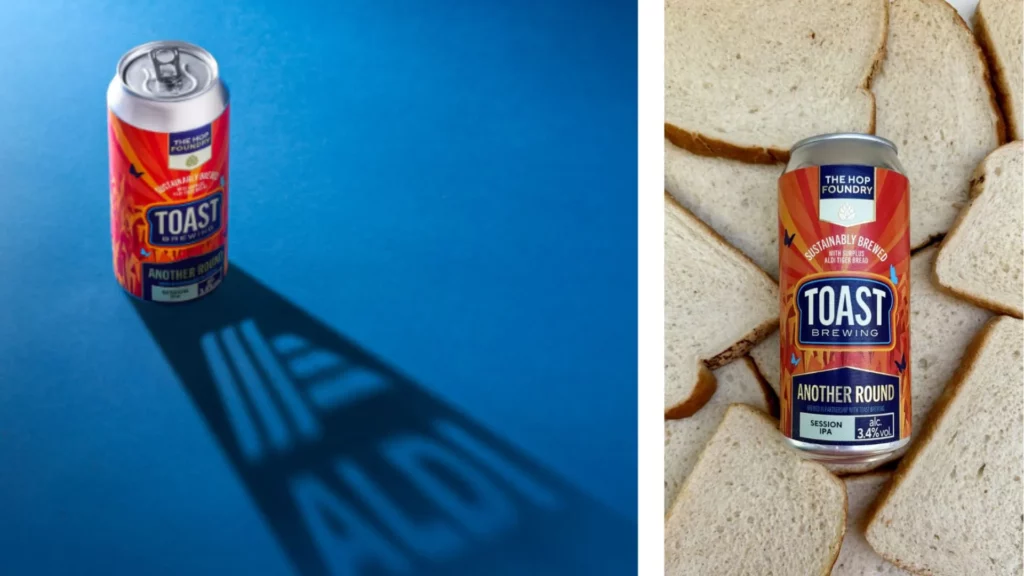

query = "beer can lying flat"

[
  {"left": 778, "top": 133, "right": 911, "bottom": 466},
  {"left": 108, "top": 41, "right": 229, "bottom": 303}
]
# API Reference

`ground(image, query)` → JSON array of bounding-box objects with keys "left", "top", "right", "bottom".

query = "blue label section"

[
  {"left": 796, "top": 277, "right": 893, "bottom": 346},
  {"left": 141, "top": 247, "right": 224, "bottom": 302},
  {"left": 146, "top": 192, "right": 223, "bottom": 247},
  {"left": 792, "top": 367, "right": 900, "bottom": 446},
  {"left": 169, "top": 124, "right": 212, "bottom": 155},
  {"left": 819, "top": 165, "right": 875, "bottom": 200}
]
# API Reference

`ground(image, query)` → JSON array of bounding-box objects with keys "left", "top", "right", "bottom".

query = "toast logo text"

[
  {"left": 818, "top": 164, "right": 876, "bottom": 227},
  {"left": 795, "top": 276, "right": 895, "bottom": 347},
  {"left": 146, "top": 191, "right": 222, "bottom": 247}
]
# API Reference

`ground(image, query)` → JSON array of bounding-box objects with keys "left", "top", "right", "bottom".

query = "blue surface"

[{"left": 0, "top": 1, "right": 637, "bottom": 574}]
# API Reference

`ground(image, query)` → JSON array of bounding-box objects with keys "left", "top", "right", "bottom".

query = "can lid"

[
  {"left": 118, "top": 41, "right": 218, "bottom": 101},
  {"left": 790, "top": 133, "right": 898, "bottom": 154}
]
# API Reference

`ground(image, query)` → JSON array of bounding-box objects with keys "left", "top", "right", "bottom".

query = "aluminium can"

[
  {"left": 108, "top": 41, "right": 229, "bottom": 303},
  {"left": 778, "top": 133, "right": 911, "bottom": 465}
]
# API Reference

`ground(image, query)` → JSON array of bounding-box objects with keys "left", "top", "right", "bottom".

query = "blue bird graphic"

[
  {"left": 790, "top": 353, "right": 800, "bottom": 367},
  {"left": 889, "top": 265, "right": 899, "bottom": 286},
  {"left": 129, "top": 163, "right": 145, "bottom": 179},
  {"left": 140, "top": 248, "right": 150, "bottom": 258},
  {"left": 895, "top": 352, "right": 907, "bottom": 373}
]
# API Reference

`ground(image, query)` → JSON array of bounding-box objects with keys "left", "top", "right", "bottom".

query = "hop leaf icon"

[{"left": 838, "top": 203, "right": 856, "bottom": 221}]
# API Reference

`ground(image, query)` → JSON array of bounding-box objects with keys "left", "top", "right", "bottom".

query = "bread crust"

[
  {"left": 933, "top": 142, "right": 1024, "bottom": 318},
  {"left": 863, "top": 316, "right": 1004, "bottom": 571},
  {"left": 974, "top": 1, "right": 1018, "bottom": 140},
  {"left": 862, "top": 0, "right": 888, "bottom": 136},
  {"left": 665, "top": 363, "right": 717, "bottom": 419},
  {"left": 748, "top": 333, "right": 779, "bottom": 395},
  {"left": 664, "top": 122, "right": 789, "bottom": 164},
  {"left": 744, "top": 355, "right": 780, "bottom": 418},
  {"left": 665, "top": 0, "right": 888, "bottom": 165},
  {"left": 705, "top": 320, "right": 779, "bottom": 369}
]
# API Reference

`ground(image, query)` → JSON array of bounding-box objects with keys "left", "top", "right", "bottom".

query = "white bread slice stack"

[
  {"left": 664, "top": 358, "right": 770, "bottom": 513},
  {"left": 935, "top": 142, "right": 1024, "bottom": 317},
  {"left": 664, "top": 0, "right": 887, "bottom": 163},
  {"left": 866, "top": 316, "right": 1024, "bottom": 575},
  {"left": 976, "top": 0, "right": 1024, "bottom": 140},
  {"left": 666, "top": 404, "right": 846, "bottom": 575},
  {"left": 664, "top": 196, "right": 777, "bottom": 418},
  {"left": 664, "top": 139, "right": 782, "bottom": 277},
  {"left": 750, "top": 247, "right": 992, "bottom": 474},
  {"left": 832, "top": 473, "right": 911, "bottom": 575},
  {"left": 873, "top": 0, "right": 1005, "bottom": 248}
]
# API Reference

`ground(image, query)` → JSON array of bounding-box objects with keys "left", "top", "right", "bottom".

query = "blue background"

[{"left": 0, "top": 1, "right": 637, "bottom": 575}]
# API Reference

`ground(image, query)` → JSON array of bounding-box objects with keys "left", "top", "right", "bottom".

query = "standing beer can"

[
  {"left": 108, "top": 41, "right": 229, "bottom": 303},
  {"left": 777, "top": 134, "right": 911, "bottom": 465}
]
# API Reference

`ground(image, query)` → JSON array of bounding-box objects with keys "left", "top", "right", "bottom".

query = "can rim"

[
  {"left": 116, "top": 40, "right": 219, "bottom": 102},
  {"left": 790, "top": 133, "right": 898, "bottom": 154}
]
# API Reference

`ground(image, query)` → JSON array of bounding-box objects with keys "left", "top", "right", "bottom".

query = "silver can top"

[
  {"left": 790, "top": 133, "right": 898, "bottom": 154},
  {"left": 118, "top": 41, "right": 219, "bottom": 101}
]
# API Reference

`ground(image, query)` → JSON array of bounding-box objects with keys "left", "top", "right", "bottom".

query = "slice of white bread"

[
  {"left": 750, "top": 247, "right": 993, "bottom": 474},
  {"left": 865, "top": 316, "right": 1024, "bottom": 576},
  {"left": 976, "top": 0, "right": 1024, "bottom": 140},
  {"left": 666, "top": 404, "right": 847, "bottom": 575},
  {"left": 832, "top": 473, "right": 911, "bottom": 575},
  {"left": 664, "top": 196, "right": 777, "bottom": 418},
  {"left": 934, "top": 141, "right": 1024, "bottom": 317},
  {"left": 664, "top": 139, "right": 782, "bottom": 278},
  {"left": 873, "top": 0, "right": 1005, "bottom": 248},
  {"left": 664, "top": 358, "right": 770, "bottom": 513},
  {"left": 664, "top": 0, "right": 887, "bottom": 163}
]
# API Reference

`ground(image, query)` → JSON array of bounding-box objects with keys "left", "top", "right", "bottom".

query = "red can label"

[
  {"left": 109, "top": 107, "right": 229, "bottom": 302},
  {"left": 778, "top": 164, "right": 910, "bottom": 446}
]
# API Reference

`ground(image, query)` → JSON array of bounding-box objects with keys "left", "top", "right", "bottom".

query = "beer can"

[
  {"left": 778, "top": 133, "right": 911, "bottom": 465},
  {"left": 107, "top": 41, "right": 229, "bottom": 303}
]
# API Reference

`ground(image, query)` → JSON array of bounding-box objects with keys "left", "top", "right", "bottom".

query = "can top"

[
  {"left": 118, "top": 41, "right": 219, "bottom": 102},
  {"left": 790, "top": 133, "right": 898, "bottom": 155}
]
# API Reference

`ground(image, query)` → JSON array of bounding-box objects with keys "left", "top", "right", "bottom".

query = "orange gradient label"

[
  {"left": 109, "top": 107, "right": 229, "bottom": 302},
  {"left": 778, "top": 164, "right": 910, "bottom": 445}
]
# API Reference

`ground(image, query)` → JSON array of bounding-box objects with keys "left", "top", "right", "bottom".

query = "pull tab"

[{"left": 150, "top": 47, "right": 183, "bottom": 85}]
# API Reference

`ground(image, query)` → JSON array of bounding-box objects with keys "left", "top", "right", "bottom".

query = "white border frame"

[{"left": 637, "top": 0, "right": 664, "bottom": 573}]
